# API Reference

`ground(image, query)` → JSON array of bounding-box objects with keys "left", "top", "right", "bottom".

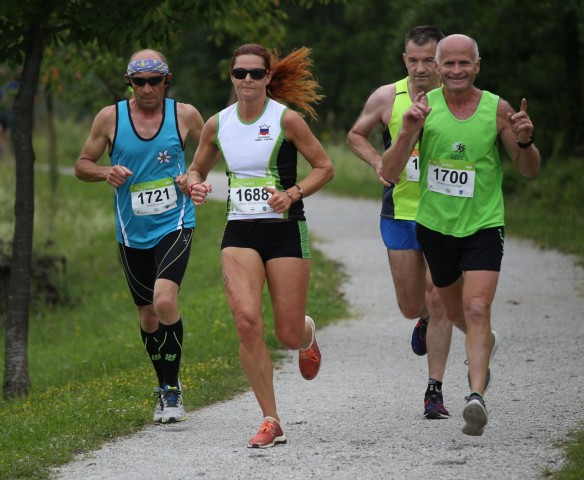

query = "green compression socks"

[
  {"left": 141, "top": 327, "right": 164, "bottom": 388},
  {"left": 158, "top": 319, "right": 183, "bottom": 387}
]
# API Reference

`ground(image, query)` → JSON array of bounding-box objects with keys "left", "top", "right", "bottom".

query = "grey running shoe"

[
  {"left": 161, "top": 385, "right": 187, "bottom": 424},
  {"left": 462, "top": 393, "right": 488, "bottom": 436},
  {"left": 466, "top": 330, "right": 500, "bottom": 393},
  {"left": 153, "top": 386, "right": 164, "bottom": 422}
]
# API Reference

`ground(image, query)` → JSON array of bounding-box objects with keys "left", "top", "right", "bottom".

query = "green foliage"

[
  {"left": 504, "top": 158, "right": 584, "bottom": 214},
  {"left": 280, "top": 0, "right": 400, "bottom": 134},
  {"left": 556, "top": 429, "right": 584, "bottom": 479},
  {"left": 1, "top": 0, "right": 340, "bottom": 131},
  {"left": 316, "top": 142, "right": 383, "bottom": 199},
  {"left": 379, "top": 0, "right": 584, "bottom": 157},
  {"left": 503, "top": 157, "right": 584, "bottom": 263},
  {"left": 271, "top": 0, "right": 584, "bottom": 156},
  {"left": 4, "top": 0, "right": 584, "bottom": 156}
]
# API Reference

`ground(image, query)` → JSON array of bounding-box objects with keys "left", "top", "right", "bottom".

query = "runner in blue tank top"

[{"left": 75, "top": 49, "right": 205, "bottom": 424}]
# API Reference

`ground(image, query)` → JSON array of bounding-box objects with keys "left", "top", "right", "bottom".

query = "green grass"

[
  {"left": 555, "top": 430, "right": 584, "bottom": 479},
  {"left": 0, "top": 162, "right": 347, "bottom": 479},
  {"left": 502, "top": 158, "right": 584, "bottom": 266}
]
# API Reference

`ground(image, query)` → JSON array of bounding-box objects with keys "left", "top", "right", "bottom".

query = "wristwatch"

[{"left": 516, "top": 136, "right": 534, "bottom": 149}]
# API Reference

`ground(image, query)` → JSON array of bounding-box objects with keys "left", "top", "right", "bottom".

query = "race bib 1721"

[{"left": 130, "top": 177, "right": 178, "bottom": 215}]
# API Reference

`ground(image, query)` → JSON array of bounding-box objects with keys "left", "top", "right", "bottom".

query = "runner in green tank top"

[
  {"left": 381, "top": 34, "right": 541, "bottom": 437},
  {"left": 348, "top": 26, "right": 455, "bottom": 420}
]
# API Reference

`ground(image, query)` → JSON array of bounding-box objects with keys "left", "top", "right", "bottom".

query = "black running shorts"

[
  {"left": 118, "top": 228, "right": 193, "bottom": 306},
  {"left": 221, "top": 220, "right": 310, "bottom": 262},
  {"left": 416, "top": 224, "right": 505, "bottom": 288}
]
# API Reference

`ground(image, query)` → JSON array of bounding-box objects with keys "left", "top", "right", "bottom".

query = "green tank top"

[
  {"left": 385, "top": 77, "right": 420, "bottom": 220},
  {"left": 416, "top": 88, "right": 504, "bottom": 237}
]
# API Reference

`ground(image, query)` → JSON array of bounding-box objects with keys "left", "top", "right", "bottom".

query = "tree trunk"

[
  {"left": 45, "top": 87, "right": 58, "bottom": 243},
  {"left": 3, "top": 25, "right": 45, "bottom": 399}
]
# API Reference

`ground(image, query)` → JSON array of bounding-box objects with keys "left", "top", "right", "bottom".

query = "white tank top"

[{"left": 216, "top": 98, "right": 302, "bottom": 221}]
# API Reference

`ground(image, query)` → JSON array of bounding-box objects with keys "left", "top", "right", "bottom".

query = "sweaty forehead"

[
  {"left": 405, "top": 41, "right": 437, "bottom": 57},
  {"left": 439, "top": 47, "right": 474, "bottom": 61},
  {"left": 437, "top": 36, "right": 477, "bottom": 60},
  {"left": 234, "top": 54, "right": 266, "bottom": 69}
]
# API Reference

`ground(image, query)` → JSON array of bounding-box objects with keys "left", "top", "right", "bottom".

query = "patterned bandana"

[{"left": 127, "top": 59, "right": 169, "bottom": 76}]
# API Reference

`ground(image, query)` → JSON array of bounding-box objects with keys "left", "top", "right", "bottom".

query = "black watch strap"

[{"left": 516, "top": 136, "right": 534, "bottom": 149}]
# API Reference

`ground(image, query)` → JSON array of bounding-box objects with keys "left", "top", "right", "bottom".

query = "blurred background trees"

[{"left": 5, "top": 0, "right": 580, "bottom": 157}]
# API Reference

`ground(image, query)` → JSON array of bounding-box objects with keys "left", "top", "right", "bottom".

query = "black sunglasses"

[
  {"left": 129, "top": 75, "right": 166, "bottom": 87},
  {"left": 231, "top": 68, "right": 267, "bottom": 80}
]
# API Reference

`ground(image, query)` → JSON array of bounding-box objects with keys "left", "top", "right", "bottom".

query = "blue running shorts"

[{"left": 380, "top": 217, "right": 421, "bottom": 251}]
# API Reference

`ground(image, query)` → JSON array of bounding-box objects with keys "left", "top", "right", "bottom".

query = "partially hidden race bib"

[
  {"left": 405, "top": 147, "right": 420, "bottom": 182},
  {"left": 130, "top": 177, "right": 178, "bottom": 216},
  {"left": 427, "top": 159, "right": 475, "bottom": 197},
  {"left": 229, "top": 176, "right": 275, "bottom": 214}
]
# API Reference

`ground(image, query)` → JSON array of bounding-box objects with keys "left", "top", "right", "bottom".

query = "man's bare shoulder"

[
  {"left": 495, "top": 97, "right": 515, "bottom": 131},
  {"left": 94, "top": 104, "right": 116, "bottom": 122},
  {"left": 366, "top": 83, "right": 397, "bottom": 108},
  {"left": 176, "top": 101, "right": 198, "bottom": 114},
  {"left": 176, "top": 101, "right": 204, "bottom": 122},
  {"left": 496, "top": 97, "right": 514, "bottom": 116},
  {"left": 91, "top": 105, "right": 117, "bottom": 134},
  {"left": 364, "top": 83, "right": 397, "bottom": 127}
]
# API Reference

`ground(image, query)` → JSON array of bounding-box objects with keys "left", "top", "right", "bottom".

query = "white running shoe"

[
  {"left": 462, "top": 393, "right": 488, "bottom": 436},
  {"left": 161, "top": 384, "right": 187, "bottom": 424},
  {"left": 153, "top": 386, "right": 164, "bottom": 422}
]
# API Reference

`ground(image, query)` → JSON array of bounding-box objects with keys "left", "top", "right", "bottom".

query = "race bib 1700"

[{"left": 427, "top": 159, "right": 475, "bottom": 197}]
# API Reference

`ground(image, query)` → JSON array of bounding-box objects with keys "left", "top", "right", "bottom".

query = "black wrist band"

[{"left": 516, "top": 136, "right": 534, "bottom": 149}]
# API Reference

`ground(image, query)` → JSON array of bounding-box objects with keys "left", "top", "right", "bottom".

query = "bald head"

[
  {"left": 436, "top": 34, "right": 479, "bottom": 63},
  {"left": 129, "top": 49, "right": 167, "bottom": 64}
]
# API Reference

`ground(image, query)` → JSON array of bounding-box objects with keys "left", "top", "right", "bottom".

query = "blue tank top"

[{"left": 110, "top": 98, "right": 195, "bottom": 248}]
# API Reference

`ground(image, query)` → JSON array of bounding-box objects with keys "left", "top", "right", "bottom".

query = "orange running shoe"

[
  {"left": 247, "top": 416, "right": 287, "bottom": 448},
  {"left": 299, "top": 316, "right": 321, "bottom": 380}
]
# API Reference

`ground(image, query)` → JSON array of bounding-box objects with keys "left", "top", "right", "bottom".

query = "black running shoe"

[
  {"left": 411, "top": 317, "right": 429, "bottom": 356},
  {"left": 424, "top": 392, "right": 450, "bottom": 419}
]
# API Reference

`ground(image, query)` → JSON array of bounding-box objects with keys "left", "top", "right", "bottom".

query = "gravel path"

[{"left": 53, "top": 173, "right": 584, "bottom": 479}]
